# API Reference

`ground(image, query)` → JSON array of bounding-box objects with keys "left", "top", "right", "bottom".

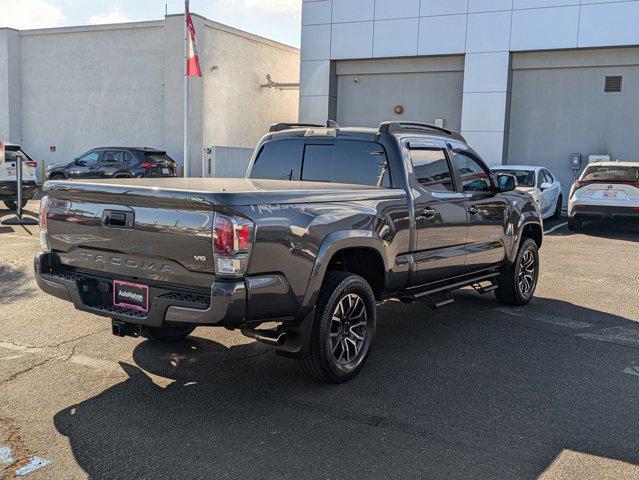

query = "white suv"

[
  {"left": 0, "top": 143, "right": 38, "bottom": 211},
  {"left": 568, "top": 161, "right": 639, "bottom": 231}
]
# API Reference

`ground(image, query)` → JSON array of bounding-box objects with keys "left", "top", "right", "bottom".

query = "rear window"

[
  {"left": 582, "top": 165, "right": 639, "bottom": 182},
  {"left": 250, "top": 139, "right": 390, "bottom": 187},
  {"left": 144, "top": 153, "right": 174, "bottom": 164},
  {"left": 495, "top": 169, "right": 535, "bottom": 187}
]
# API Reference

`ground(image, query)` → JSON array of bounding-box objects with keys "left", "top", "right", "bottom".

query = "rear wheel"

[
  {"left": 568, "top": 217, "right": 581, "bottom": 231},
  {"left": 551, "top": 195, "right": 562, "bottom": 220},
  {"left": 3, "top": 199, "right": 28, "bottom": 211},
  {"left": 141, "top": 325, "right": 196, "bottom": 342},
  {"left": 298, "top": 272, "right": 377, "bottom": 383},
  {"left": 495, "top": 238, "right": 539, "bottom": 306}
]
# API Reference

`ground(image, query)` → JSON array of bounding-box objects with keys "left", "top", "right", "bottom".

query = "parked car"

[
  {"left": 568, "top": 161, "right": 639, "bottom": 230},
  {"left": 45, "top": 147, "right": 177, "bottom": 181},
  {"left": 492, "top": 165, "right": 562, "bottom": 220},
  {"left": 0, "top": 142, "right": 38, "bottom": 210},
  {"left": 35, "top": 121, "right": 543, "bottom": 383}
]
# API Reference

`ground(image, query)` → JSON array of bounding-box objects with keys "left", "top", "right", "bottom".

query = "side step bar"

[{"left": 400, "top": 272, "right": 499, "bottom": 308}]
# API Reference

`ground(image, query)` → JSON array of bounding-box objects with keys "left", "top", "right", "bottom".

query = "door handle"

[
  {"left": 467, "top": 205, "right": 479, "bottom": 215},
  {"left": 420, "top": 207, "right": 437, "bottom": 219}
]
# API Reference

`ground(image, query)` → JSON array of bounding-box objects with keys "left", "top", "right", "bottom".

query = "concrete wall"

[
  {"left": 0, "top": 15, "right": 299, "bottom": 180},
  {"left": 334, "top": 57, "right": 463, "bottom": 129},
  {"left": 19, "top": 22, "right": 166, "bottom": 172},
  {"left": 300, "top": 0, "right": 639, "bottom": 165},
  {"left": 0, "top": 29, "right": 21, "bottom": 143},
  {"left": 508, "top": 47, "right": 639, "bottom": 201},
  {"left": 202, "top": 21, "right": 299, "bottom": 152}
]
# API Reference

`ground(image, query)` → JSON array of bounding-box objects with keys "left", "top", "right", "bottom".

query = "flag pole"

[{"left": 183, "top": 0, "right": 190, "bottom": 178}]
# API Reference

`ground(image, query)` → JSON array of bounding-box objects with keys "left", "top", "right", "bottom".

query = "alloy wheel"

[
  {"left": 518, "top": 249, "right": 536, "bottom": 295},
  {"left": 329, "top": 293, "right": 368, "bottom": 365}
]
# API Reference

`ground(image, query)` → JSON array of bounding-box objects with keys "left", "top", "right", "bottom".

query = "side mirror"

[
  {"left": 497, "top": 174, "right": 517, "bottom": 192},
  {"left": 540, "top": 182, "right": 552, "bottom": 191}
]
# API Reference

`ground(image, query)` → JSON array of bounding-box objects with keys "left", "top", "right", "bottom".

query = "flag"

[{"left": 185, "top": 2, "right": 202, "bottom": 77}]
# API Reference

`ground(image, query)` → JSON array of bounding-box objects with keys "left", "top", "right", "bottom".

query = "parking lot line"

[
  {"left": 577, "top": 326, "right": 639, "bottom": 349},
  {"left": 495, "top": 307, "right": 592, "bottom": 329},
  {"left": 544, "top": 222, "right": 567, "bottom": 234}
]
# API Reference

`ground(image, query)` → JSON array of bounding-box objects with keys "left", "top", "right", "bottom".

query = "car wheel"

[
  {"left": 3, "top": 199, "right": 28, "bottom": 211},
  {"left": 495, "top": 238, "right": 539, "bottom": 306},
  {"left": 551, "top": 195, "right": 562, "bottom": 220},
  {"left": 141, "top": 325, "right": 196, "bottom": 342},
  {"left": 297, "top": 271, "right": 377, "bottom": 383},
  {"left": 568, "top": 217, "right": 581, "bottom": 231}
]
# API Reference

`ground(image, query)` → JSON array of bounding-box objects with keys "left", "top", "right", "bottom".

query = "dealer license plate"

[
  {"left": 113, "top": 280, "right": 149, "bottom": 312},
  {"left": 603, "top": 191, "right": 618, "bottom": 199},
  {"left": 162, "top": 168, "right": 170, "bottom": 174}
]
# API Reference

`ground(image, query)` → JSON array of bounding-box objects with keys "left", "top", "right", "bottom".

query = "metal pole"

[
  {"left": 183, "top": 0, "right": 190, "bottom": 178},
  {"left": 16, "top": 152, "right": 22, "bottom": 219}
]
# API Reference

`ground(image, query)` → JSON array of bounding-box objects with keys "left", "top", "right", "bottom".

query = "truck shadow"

[{"left": 53, "top": 294, "right": 639, "bottom": 479}]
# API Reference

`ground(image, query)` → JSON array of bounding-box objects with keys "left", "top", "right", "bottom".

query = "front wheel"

[
  {"left": 141, "top": 325, "right": 196, "bottom": 342},
  {"left": 3, "top": 199, "right": 28, "bottom": 211},
  {"left": 298, "top": 272, "right": 377, "bottom": 383},
  {"left": 495, "top": 238, "right": 539, "bottom": 306}
]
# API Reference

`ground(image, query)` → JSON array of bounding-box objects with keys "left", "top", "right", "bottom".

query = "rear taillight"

[
  {"left": 140, "top": 162, "right": 152, "bottom": 169},
  {"left": 39, "top": 196, "right": 49, "bottom": 250},
  {"left": 25, "top": 160, "right": 38, "bottom": 168},
  {"left": 212, "top": 213, "right": 254, "bottom": 277}
]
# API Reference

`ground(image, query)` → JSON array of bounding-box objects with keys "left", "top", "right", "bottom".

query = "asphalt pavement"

[{"left": 0, "top": 201, "right": 638, "bottom": 479}]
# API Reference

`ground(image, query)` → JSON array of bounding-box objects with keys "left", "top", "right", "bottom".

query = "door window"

[
  {"left": 453, "top": 152, "right": 492, "bottom": 193},
  {"left": 410, "top": 149, "right": 456, "bottom": 193},
  {"left": 101, "top": 151, "right": 125, "bottom": 163},
  {"left": 78, "top": 151, "right": 101, "bottom": 164},
  {"left": 542, "top": 170, "right": 554, "bottom": 185}
]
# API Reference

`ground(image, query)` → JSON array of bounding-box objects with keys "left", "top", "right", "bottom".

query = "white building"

[
  {"left": 0, "top": 14, "right": 300, "bottom": 179},
  {"left": 299, "top": 0, "right": 639, "bottom": 199}
]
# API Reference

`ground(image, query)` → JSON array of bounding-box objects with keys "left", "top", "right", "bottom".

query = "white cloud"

[
  {"left": 87, "top": 7, "right": 134, "bottom": 25},
  {"left": 242, "top": 0, "right": 301, "bottom": 13},
  {"left": 0, "top": 0, "right": 66, "bottom": 30}
]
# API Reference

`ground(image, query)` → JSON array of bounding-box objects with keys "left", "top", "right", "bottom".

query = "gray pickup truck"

[{"left": 35, "top": 121, "right": 543, "bottom": 383}]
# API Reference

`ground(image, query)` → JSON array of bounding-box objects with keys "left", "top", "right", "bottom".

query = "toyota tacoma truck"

[{"left": 35, "top": 121, "right": 543, "bottom": 383}]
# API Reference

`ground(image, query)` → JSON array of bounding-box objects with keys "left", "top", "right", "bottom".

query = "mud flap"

[{"left": 274, "top": 307, "right": 315, "bottom": 359}]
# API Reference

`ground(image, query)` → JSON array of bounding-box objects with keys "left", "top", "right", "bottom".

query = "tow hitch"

[{"left": 111, "top": 319, "right": 141, "bottom": 338}]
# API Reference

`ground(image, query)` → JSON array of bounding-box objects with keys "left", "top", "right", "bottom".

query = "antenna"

[{"left": 165, "top": 3, "right": 168, "bottom": 15}]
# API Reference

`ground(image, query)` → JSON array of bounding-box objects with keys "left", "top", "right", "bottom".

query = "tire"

[
  {"left": 48, "top": 173, "right": 66, "bottom": 181},
  {"left": 3, "top": 199, "right": 28, "bottom": 211},
  {"left": 113, "top": 173, "right": 132, "bottom": 178},
  {"left": 551, "top": 195, "right": 562, "bottom": 220},
  {"left": 495, "top": 238, "right": 539, "bottom": 306},
  {"left": 568, "top": 217, "right": 581, "bottom": 231},
  {"left": 297, "top": 272, "right": 377, "bottom": 383},
  {"left": 141, "top": 325, "right": 196, "bottom": 342}
]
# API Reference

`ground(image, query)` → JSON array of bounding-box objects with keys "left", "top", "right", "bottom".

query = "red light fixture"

[{"left": 394, "top": 105, "right": 404, "bottom": 115}]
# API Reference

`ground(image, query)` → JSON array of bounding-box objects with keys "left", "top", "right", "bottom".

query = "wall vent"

[{"left": 604, "top": 75, "right": 622, "bottom": 93}]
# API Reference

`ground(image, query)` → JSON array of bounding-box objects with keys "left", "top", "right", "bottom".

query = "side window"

[
  {"left": 78, "top": 151, "right": 101, "bottom": 164},
  {"left": 122, "top": 152, "right": 134, "bottom": 163},
  {"left": 101, "top": 151, "right": 121, "bottom": 163},
  {"left": 543, "top": 170, "right": 554, "bottom": 184},
  {"left": 249, "top": 140, "right": 304, "bottom": 181},
  {"left": 453, "top": 152, "right": 492, "bottom": 193},
  {"left": 410, "top": 149, "right": 456, "bottom": 193}
]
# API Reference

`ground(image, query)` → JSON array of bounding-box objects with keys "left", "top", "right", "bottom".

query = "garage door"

[
  {"left": 335, "top": 56, "right": 464, "bottom": 130},
  {"left": 508, "top": 47, "right": 639, "bottom": 204}
]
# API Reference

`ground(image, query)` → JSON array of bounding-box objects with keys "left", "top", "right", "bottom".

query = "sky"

[{"left": 0, "top": 0, "right": 302, "bottom": 47}]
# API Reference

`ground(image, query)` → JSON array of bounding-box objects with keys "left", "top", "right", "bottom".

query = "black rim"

[
  {"left": 518, "top": 249, "right": 536, "bottom": 295},
  {"left": 329, "top": 293, "right": 368, "bottom": 365}
]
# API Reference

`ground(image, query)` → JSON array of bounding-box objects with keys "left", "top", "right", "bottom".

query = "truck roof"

[{"left": 267, "top": 121, "right": 467, "bottom": 145}]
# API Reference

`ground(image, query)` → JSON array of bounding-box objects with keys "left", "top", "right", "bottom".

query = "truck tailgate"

[{"left": 45, "top": 183, "right": 215, "bottom": 289}]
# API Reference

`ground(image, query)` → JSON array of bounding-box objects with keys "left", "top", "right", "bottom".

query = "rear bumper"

[
  {"left": 569, "top": 204, "right": 639, "bottom": 221},
  {"left": 34, "top": 252, "right": 247, "bottom": 328},
  {"left": 0, "top": 180, "right": 37, "bottom": 200}
]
